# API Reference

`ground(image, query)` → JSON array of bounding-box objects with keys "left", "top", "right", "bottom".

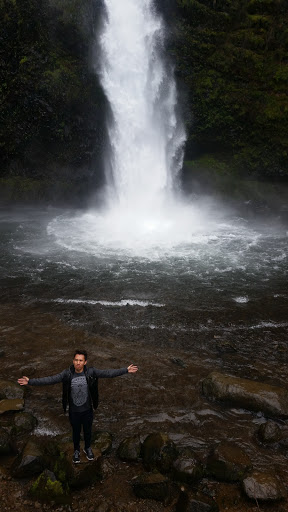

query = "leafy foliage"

[
  {"left": 0, "top": 0, "right": 107, "bottom": 188},
  {"left": 173, "top": 0, "right": 288, "bottom": 177}
]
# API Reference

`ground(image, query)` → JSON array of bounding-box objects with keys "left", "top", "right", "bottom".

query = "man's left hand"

[{"left": 127, "top": 364, "right": 138, "bottom": 373}]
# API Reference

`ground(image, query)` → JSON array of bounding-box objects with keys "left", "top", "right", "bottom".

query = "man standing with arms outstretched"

[{"left": 18, "top": 349, "right": 138, "bottom": 464}]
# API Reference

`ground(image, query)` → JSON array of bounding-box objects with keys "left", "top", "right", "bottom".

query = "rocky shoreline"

[{"left": 1, "top": 303, "right": 288, "bottom": 511}]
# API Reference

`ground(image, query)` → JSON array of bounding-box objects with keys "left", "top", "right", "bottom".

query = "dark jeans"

[{"left": 69, "top": 408, "right": 93, "bottom": 451}]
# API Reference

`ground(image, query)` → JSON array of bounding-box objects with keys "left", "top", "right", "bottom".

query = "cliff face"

[
  {"left": 173, "top": 0, "right": 288, "bottom": 178},
  {"left": 0, "top": 0, "right": 108, "bottom": 199},
  {"left": 0, "top": 0, "right": 287, "bottom": 203}
]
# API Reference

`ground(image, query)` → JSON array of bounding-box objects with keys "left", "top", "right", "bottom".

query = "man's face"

[{"left": 73, "top": 354, "right": 87, "bottom": 373}]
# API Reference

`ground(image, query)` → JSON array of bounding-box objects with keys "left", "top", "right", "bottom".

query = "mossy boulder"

[
  {"left": 141, "top": 433, "right": 178, "bottom": 473},
  {"left": 202, "top": 372, "right": 288, "bottom": 417},
  {"left": 117, "top": 435, "right": 142, "bottom": 461},
  {"left": 243, "top": 471, "right": 287, "bottom": 501},
  {"left": 206, "top": 442, "right": 252, "bottom": 482},
  {"left": 30, "top": 469, "right": 70, "bottom": 504},
  {"left": 92, "top": 430, "right": 113, "bottom": 455}
]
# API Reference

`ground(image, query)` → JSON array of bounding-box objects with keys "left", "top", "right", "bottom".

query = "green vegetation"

[
  {"left": 0, "top": 0, "right": 106, "bottom": 201},
  {"left": 173, "top": 0, "right": 288, "bottom": 178}
]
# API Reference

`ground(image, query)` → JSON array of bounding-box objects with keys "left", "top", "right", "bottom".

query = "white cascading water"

[
  {"left": 47, "top": 0, "right": 233, "bottom": 255},
  {"left": 98, "top": 0, "right": 185, "bottom": 211}
]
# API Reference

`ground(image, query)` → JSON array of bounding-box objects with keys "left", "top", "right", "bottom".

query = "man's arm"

[
  {"left": 18, "top": 370, "right": 67, "bottom": 386},
  {"left": 92, "top": 364, "right": 138, "bottom": 378}
]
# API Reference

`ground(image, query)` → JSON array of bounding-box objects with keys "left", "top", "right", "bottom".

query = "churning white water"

[
  {"left": 47, "top": 0, "right": 193, "bottom": 253},
  {"left": 46, "top": 0, "right": 286, "bottom": 264}
]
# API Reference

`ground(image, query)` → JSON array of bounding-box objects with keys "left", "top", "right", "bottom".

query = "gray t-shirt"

[{"left": 70, "top": 371, "right": 91, "bottom": 412}]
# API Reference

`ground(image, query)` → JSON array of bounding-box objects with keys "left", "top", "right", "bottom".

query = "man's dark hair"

[{"left": 74, "top": 349, "right": 88, "bottom": 361}]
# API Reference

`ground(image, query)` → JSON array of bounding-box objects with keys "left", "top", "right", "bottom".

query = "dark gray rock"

[
  {"left": 0, "top": 427, "right": 12, "bottom": 455},
  {"left": 12, "top": 440, "right": 45, "bottom": 478},
  {"left": 175, "top": 489, "right": 219, "bottom": 512},
  {"left": 13, "top": 412, "right": 37, "bottom": 434},
  {"left": 258, "top": 420, "right": 282, "bottom": 444},
  {"left": 202, "top": 372, "right": 288, "bottom": 417},
  {"left": 117, "top": 435, "right": 142, "bottom": 461},
  {"left": 142, "top": 432, "right": 178, "bottom": 473},
  {"left": 69, "top": 448, "right": 103, "bottom": 489},
  {"left": 243, "top": 471, "right": 287, "bottom": 501},
  {"left": 206, "top": 442, "right": 252, "bottom": 482},
  {"left": 132, "top": 471, "right": 172, "bottom": 503},
  {"left": 173, "top": 453, "right": 204, "bottom": 484},
  {"left": 0, "top": 379, "right": 24, "bottom": 400},
  {"left": 0, "top": 350, "right": 5, "bottom": 358}
]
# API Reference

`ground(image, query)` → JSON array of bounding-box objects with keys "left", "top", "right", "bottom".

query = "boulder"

[
  {"left": 173, "top": 453, "right": 204, "bottom": 484},
  {"left": 0, "top": 427, "right": 12, "bottom": 455},
  {"left": 202, "top": 372, "right": 288, "bottom": 417},
  {"left": 142, "top": 433, "right": 178, "bottom": 473},
  {"left": 29, "top": 469, "right": 70, "bottom": 504},
  {"left": 132, "top": 471, "right": 172, "bottom": 503},
  {"left": 175, "top": 488, "right": 219, "bottom": 512},
  {"left": 243, "top": 471, "right": 287, "bottom": 501},
  {"left": 13, "top": 412, "right": 37, "bottom": 434},
  {"left": 0, "top": 399, "right": 24, "bottom": 414},
  {"left": 41, "top": 440, "right": 102, "bottom": 490},
  {"left": 12, "top": 440, "right": 45, "bottom": 478},
  {"left": 0, "top": 380, "right": 24, "bottom": 400},
  {"left": 61, "top": 445, "right": 103, "bottom": 489},
  {"left": 258, "top": 421, "right": 282, "bottom": 444},
  {"left": 206, "top": 442, "right": 252, "bottom": 482},
  {"left": 92, "top": 430, "right": 113, "bottom": 455},
  {"left": 117, "top": 435, "right": 142, "bottom": 461}
]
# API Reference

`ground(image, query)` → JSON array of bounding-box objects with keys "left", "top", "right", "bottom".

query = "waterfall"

[{"left": 97, "top": 0, "right": 185, "bottom": 211}]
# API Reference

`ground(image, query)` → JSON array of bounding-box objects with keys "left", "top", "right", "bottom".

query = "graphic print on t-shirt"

[{"left": 71, "top": 374, "right": 89, "bottom": 407}]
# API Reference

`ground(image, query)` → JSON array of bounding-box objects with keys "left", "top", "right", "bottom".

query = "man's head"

[{"left": 73, "top": 349, "right": 88, "bottom": 373}]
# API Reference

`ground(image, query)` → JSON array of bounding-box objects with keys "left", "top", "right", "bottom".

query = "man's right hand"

[{"left": 18, "top": 376, "right": 29, "bottom": 385}]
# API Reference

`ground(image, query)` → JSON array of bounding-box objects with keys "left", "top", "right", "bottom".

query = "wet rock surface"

[
  {"left": 202, "top": 372, "right": 288, "bottom": 417},
  {"left": 258, "top": 420, "right": 283, "bottom": 444},
  {"left": 206, "top": 442, "right": 252, "bottom": 482},
  {"left": 243, "top": 470, "right": 287, "bottom": 501},
  {"left": 175, "top": 488, "right": 219, "bottom": 512},
  {"left": 132, "top": 471, "right": 173, "bottom": 503},
  {"left": 0, "top": 303, "right": 288, "bottom": 511},
  {"left": 142, "top": 432, "right": 178, "bottom": 473},
  {"left": 92, "top": 430, "right": 113, "bottom": 455},
  {"left": 117, "top": 434, "right": 142, "bottom": 461},
  {"left": 12, "top": 439, "right": 45, "bottom": 478}
]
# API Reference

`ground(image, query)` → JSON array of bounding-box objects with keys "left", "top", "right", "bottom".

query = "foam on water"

[{"left": 51, "top": 298, "right": 164, "bottom": 307}]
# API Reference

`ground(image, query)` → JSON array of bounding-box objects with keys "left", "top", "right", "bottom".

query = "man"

[{"left": 18, "top": 349, "right": 138, "bottom": 464}]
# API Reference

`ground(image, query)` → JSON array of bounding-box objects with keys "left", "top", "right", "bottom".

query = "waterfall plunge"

[
  {"left": 48, "top": 0, "right": 220, "bottom": 256},
  {"left": 98, "top": 0, "right": 185, "bottom": 212}
]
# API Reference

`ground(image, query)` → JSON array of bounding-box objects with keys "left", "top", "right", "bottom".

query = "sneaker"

[
  {"left": 84, "top": 447, "right": 95, "bottom": 461},
  {"left": 72, "top": 449, "right": 80, "bottom": 464}
]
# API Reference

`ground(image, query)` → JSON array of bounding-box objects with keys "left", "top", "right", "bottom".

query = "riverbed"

[{"left": 0, "top": 204, "right": 288, "bottom": 510}]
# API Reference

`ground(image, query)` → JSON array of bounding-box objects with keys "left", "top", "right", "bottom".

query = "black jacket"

[{"left": 28, "top": 365, "right": 128, "bottom": 412}]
